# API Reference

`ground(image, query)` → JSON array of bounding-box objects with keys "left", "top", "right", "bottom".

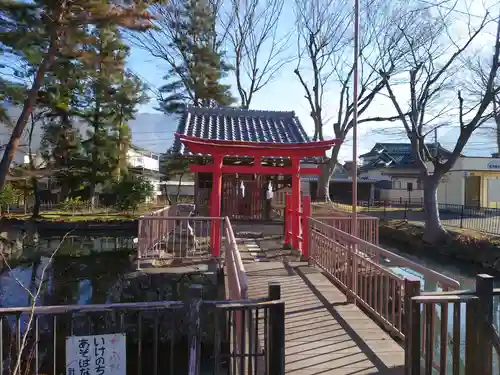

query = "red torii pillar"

[
  {"left": 291, "top": 157, "right": 301, "bottom": 250},
  {"left": 175, "top": 134, "right": 339, "bottom": 258}
]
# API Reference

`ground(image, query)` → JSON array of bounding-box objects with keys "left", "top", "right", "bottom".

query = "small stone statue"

[{"left": 164, "top": 203, "right": 199, "bottom": 259}]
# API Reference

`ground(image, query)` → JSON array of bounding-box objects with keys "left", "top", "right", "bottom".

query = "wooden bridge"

[
  {"left": 131, "top": 134, "right": 500, "bottom": 375},
  {"left": 133, "top": 195, "right": 500, "bottom": 375}
]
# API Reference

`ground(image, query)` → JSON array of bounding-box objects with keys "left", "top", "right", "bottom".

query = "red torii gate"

[{"left": 175, "top": 133, "right": 339, "bottom": 257}]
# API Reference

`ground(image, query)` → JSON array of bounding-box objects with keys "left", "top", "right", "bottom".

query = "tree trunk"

[
  {"left": 422, "top": 174, "right": 448, "bottom": 243},
  {"left": 0, "top": 42, "right": 59, "bottom": 190},
  {"left": 176, "top": 173, "right": 184, "bottom": 202},
  {"left": 317, "top": 162, "right": 333, "bottom": 202},
  {"left": 316, "top": 147, "right": 340, "bottom": 202},
  {"left": 31, "top": 177, "right": 41, "bottom": 218}
]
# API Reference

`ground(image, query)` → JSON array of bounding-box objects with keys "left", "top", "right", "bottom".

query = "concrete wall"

[
  {"left": 437, "top": 172, "right": 464, "bottom": 205},
  {"left": 379, "top": 188, "right": 423, "bottom": 202}
]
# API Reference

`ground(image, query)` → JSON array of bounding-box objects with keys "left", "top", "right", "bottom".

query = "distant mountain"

[{"left": 0, "top": 104, "right": 178, "bottom": 164}]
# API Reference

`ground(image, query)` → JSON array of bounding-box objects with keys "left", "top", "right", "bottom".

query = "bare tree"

[
  {"left": 0, "top": 231, "right": 72, "bottom": 375},
  {"left": 221, "top": 0, "right": 293, "bottom": 108},
  {"left": 379, "top": 5, "right": 500, "bottom": 242},
  {"left": 293, "top": 0, "right": 416, "bottom": 201},
  {"left": 129, "top": 0, "right": 291, "bottom": 110}
]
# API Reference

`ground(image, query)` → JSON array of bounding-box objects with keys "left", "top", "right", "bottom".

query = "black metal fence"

[
  {"left": 0, "top": 285, "right": 285, "bottom": 375},
  {"left": 330, "top": 199, "right": 500, "bottom": 235}
]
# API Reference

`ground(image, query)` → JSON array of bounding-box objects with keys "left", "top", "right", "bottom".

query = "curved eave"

[{"left": 175, "top": 133, "right": 339, "bottom": 158}]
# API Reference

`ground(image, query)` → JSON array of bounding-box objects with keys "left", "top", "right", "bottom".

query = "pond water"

[
  {"left": 0, "top": 225, "right": 221, "bottom": 374},
  {"left": 382, "top": 241, "right": 500, "bottom": 374}
]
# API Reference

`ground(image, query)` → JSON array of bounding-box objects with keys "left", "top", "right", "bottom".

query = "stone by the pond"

[
  {"left": 175, "top": 203, "right": 196, "bottom": 216},
  {"left": 162, "top": 203, "right": 199, "bottom": 259},
  {"left": 164, "top": 227, "right": 199, "bottom": 257}
]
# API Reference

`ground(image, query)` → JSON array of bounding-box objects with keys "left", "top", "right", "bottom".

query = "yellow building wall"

[{"left": 467, "top": 171, "right": 500, "bottom": 208}]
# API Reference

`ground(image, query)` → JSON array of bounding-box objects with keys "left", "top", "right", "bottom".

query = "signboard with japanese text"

[{"left": 66, "top": 334, "right": 126, "bottom": 375}]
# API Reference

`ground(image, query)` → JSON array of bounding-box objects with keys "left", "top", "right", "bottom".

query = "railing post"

[
  {"left": 283, "top": 194, "right": 291, "bottom": 249},
  {"left": 476, "top": 274, "right": 494, "bottom": 375},
  {"left": 465, "top": 297, "right": 481, "bottom": 375},
  {"left": 301, "top": 195, "right": 311, "bottom": 260},
  {"left": 404, "top": 277, "right": 421, "bottom": 375},
  {"left": 346, "top": 244, "right": 356, "bottom": 303},
  {"left": 187, "top": 285, "right": 203, "bottom": 375},
  {"left": 268, "top": 282, "right": 284, "bottom": 375}
]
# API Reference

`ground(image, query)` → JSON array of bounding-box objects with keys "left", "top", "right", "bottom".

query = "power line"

[{"left": 413, "top": 0, "right": 500, "bottom": 20}]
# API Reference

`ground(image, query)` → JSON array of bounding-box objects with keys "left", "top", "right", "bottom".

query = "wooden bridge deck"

[{"left": 240, "top": 243, "right": 405, "bottom": 375}]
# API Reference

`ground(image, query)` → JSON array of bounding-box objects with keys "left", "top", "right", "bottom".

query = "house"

[
  {"left": 437, "top": 156, "right": 500, "bottom": 208},
  {"left": 305, "top": 162, "right": 377, "bottom": 203},
  {"left": 359, "top": 142, "right": 452, "bottom": 203},
  {"left": 171, "top": 106, "right": 315, "bottom": 219},
  {"left": 127, "top": 145, "right": 164, "bottom": 200},
  {"left": 16, "top": 143, "right": 165, "bottom": 202}
]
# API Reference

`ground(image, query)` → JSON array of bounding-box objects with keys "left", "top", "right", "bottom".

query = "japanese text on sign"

[{"left": 66, "top": 334, "right": 126, "bottom": 375}]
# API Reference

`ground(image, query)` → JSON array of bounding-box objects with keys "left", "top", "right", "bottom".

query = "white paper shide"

[{"left": 66, "top": 334, "right": 126, "bottom": 375}]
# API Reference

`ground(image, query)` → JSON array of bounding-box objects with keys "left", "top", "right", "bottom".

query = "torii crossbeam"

[{"left": 175, "top": 133, "right": 339, "bottom": 256}]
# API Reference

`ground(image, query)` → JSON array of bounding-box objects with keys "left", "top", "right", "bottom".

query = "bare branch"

[{"left": 223, "top": 0, "right": 294, "bottom": 108}]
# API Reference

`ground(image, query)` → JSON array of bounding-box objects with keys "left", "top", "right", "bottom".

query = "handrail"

[
  {"left": 309, "top": 218, "right": 460, "bottom": 290},
  {"left": 224, "top": 216, "right": 248, "bottom": 299},
  {"left": 490, "top": 323, "right": 500, "bottom": 357}
]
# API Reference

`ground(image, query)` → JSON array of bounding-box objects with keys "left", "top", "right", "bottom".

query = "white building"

[{"left": 126, "top": 145, "right": 164, "bottom": 199}]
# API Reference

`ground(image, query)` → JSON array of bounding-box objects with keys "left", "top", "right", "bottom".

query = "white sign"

[{"left": 66, "top": 334, "right": 126, "bottom": 375}]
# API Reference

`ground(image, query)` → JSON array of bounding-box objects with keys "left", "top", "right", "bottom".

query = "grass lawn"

[
  {"left": 312, "top": 201, "right": 423, "bottom": 213},
  {"left": 1, "top": 205, "right": 168, "bottom": 222}
]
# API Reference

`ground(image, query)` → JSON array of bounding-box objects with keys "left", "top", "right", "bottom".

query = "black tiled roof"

[
  {"left": 172, "top": 106, "right": 310, "bottom": 155},
  {"left": 359, "top": 142, "right": 453, "bottom": 170}
]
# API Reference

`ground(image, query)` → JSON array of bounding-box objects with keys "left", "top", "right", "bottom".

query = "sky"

[{"left": 124, "top": 0, "right": 499, "bottom": 162}]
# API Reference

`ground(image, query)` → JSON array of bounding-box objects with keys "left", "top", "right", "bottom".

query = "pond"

[
  {"left": 0, "top": 225, "right": 223, "bottom": 375},
  {"left": 383, "top": 241, "right": 500, "bottom": 374}
]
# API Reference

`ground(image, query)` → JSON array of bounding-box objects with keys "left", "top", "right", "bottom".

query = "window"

[{"left": 393, "top": 180, "right": 401, "bottom": 189}]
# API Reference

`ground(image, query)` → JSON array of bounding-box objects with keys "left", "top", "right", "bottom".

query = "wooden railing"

[
  {"left": 406, "top": 274, "right": 500, "bottom": 375},
  {"left": 308, "top": 218, "right": 460, "bottom": 341},
  {"left": 313, "top": 216, "right": 380, "bottom": 245},
  {"left": 136, "top": 212, "right": 224, "bottom": 269},
  {"left": 224, "top": 217, "right": 248, "bottom": 300}
]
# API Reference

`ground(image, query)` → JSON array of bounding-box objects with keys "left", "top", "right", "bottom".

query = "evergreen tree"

[
  {"left": 109, "top": 72, "right": 147, "bottom": 180},
  {"left": 78, "top": 26, "right": 146, "bottom": 203},
  {"left": 0, "top": 0, "right": 160, "bottom": 190},
  {"left": 158, "top": 0, "right": 235, "bottom": 113},
  {"left": 39, "top": 50, "right": 87, "bottom": 201}
]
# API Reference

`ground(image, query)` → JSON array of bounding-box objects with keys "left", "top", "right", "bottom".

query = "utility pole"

[
  {"left": 434, "top": 127, "right": 438, "bottom": 158},
  {"left": 351, "top": 0, "right": 360, "bottom": 238}
]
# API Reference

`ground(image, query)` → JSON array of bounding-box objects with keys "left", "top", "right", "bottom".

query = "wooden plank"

[{"left": 243, "top": 259, "right": 405, "bottom": 374}]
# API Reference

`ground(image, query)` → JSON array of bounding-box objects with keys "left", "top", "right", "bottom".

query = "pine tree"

[
  {"left": 158, "top": 0, "right": 235, "bottom": 113},
  {"left": 78, "top": 26, "right": 147, "bottom": 204},
  {"left": 39, "top": 47, "right": 87, "bottom": 201},
  {"left": 110, "top": 72, "right": 147, "bottom": 180},
  {"left": 0, "top": 0, "right": 161, "bottom": 190}
]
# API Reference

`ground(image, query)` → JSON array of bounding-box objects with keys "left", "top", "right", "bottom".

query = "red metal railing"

[
  {"left": 224, "top": 217, "right": 249, "bottom": 359},
  {"left": 224, "top": 217, "right": 248, "bottom": 300},
  {"left": 136, "top": 210, "right": 224, "bottom": 269},
  {"left": 308, "top": 218, "right": 460, "bottom": 339},
  {"left": 313, "top": 216, "right": 380, "bottom": 244}
]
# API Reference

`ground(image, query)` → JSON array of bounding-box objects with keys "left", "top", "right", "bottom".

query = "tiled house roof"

[
  {"left": 359, "top": 142, "right": 453, "bottom": 170},
  {"left": 172, "top": 106, "right": 311, "bottom": 155}
]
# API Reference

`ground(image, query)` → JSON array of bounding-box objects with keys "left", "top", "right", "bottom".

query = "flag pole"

[{"left": 352, "top": 0, "right": 360, "bottom": 238}]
